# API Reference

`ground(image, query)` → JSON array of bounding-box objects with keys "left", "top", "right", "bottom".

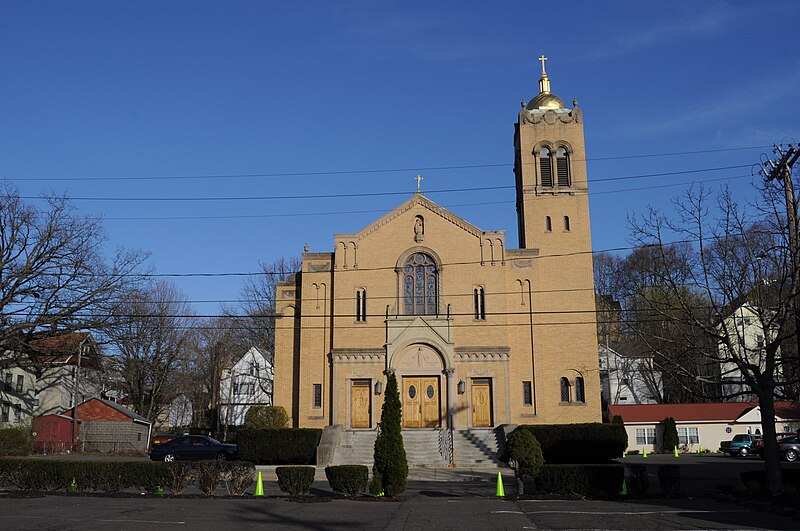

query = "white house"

[
  {"left": 0, "top": 353, "right": 37, "bottom": 427},
  {"left": 600, "top": 344, "right": 662, "bottom": 405},
  {"left": 610, "top": 402, "right": 800, "bottom": 453},
  {"left": 718, "top": 303, "right": 782, "bottom": 401},
  {"left": 219, "top": 347, "right": 273, "bottom": 426}
]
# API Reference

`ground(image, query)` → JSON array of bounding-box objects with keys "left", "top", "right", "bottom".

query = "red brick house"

[{"left": 75, "top": 398, "right": 152, "bottom": 453}]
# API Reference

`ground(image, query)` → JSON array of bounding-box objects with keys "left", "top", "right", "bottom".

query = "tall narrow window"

[
  {"left": 402, "top": 253, "right": 438, "bottom": 315},
  {"left": 474, "top": 287, "right": 486, "bottom": 320},
  {"left": 522, "top": 381, "right": 533, "bottom": 406},
  {"left": 355, "top": 288, "right": 367, "bottom": 322},
  {"left": 563, "top": 216, "right": 570, "bottom": 231},
  {"left": 13, "top": 404, "right": 20, "bottom": 422},
  {"left": 539, "top": 147, "right": 553, "bottom": 187},
  {"left": 545, "top": 216, "right": 552, "bottom": 232},
  {"left": 560, "top": 377, "right": 571, "bottom": 402},
  {"left": 313, "top": 384, "right": 322, "bottom": 408},
  {"left": 556, "top": 147, "right": 570, "bottom": 187},
  {"left": 575, "top": 377, "right": 585, "bottom": 403},
  {"left": 15, "top": 375, "right": 23, "bottom": 393},
  {"left": 1, "top": 402, "right": 8, "bottom": 422}
]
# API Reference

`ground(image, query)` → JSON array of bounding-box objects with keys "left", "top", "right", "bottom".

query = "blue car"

[{"left": 149, "top": 435, "right": 237, "bottom": 462}]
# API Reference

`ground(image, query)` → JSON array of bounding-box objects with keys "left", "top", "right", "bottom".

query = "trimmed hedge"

[
  {"left": 0, "top": 427, "right": 31, "bottom": 456},
  {"left": 658, "top": 464, "right": 681, "bottom": 497},
  {"left": 325, "top": 465, "right": 369, "bottom": 496},
  {"left": 244, "top": 406, "right": 289, "bottom": 429},
  {"left": 626, "top": 464, "right": 649, "bottom": 497},
  {"left": 0, "top": 459, "right": 254, "bottom": 496},
  {"left": 741, "top": 469, "right": 800, "bottom": 493},
  {"left": 276, "top": 466, "right": 315, "bottom": 496},
  {"left": 514, "top": 423, "right": 627, "bottom": 463},
  {"left": 536, "top": 464, "right": 624, "bottom": 497},
  {"left": 237, "top": 428, "right": 322, "bottom": 465}
]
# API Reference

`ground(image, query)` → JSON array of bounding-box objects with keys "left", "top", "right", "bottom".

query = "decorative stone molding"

[
  {"left": 453, "top": 347, "right": 510, "bottom": 361},
  {"left": 519, "top": 107, "right": 582, "bottom": 125},
  {"left": 331, "top": 349, "right": 384, "bottom": 363},
  {"left": 308, "top": 262, "right": 331, "bottom": 273}
]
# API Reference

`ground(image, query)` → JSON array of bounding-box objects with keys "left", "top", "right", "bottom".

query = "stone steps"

[{"left": 452, "top": 428, "right": 502, "bottom": 466}]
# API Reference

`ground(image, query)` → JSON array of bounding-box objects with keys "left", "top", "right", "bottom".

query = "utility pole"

[{"left": 760, "top": 143, "right": 800, "bottom": 399}]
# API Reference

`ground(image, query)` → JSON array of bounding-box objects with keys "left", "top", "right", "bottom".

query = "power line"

[
  {"left": 4, "top": 146, "right": 767, "bottom": 183},
  {"left": 16, "top": 164, "right": 753, "bottom": 203}
]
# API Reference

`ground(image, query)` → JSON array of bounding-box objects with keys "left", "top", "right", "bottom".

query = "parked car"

[
  {"left": 776, "top": 435, "right": 800, "bottom": 462},
  {"left": 150, "top": 433, "right": 177, "bottom": 447},
  {"left": 148, "top": 435, "right": 237, "bottom": 462},
  {"left": 754, "top": 432, "right": 795, "bottom": 458},
  {"left": 719, "top": 434, "right": 762, "bottom": 457}
]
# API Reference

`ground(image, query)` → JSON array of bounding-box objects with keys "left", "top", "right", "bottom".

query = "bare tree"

[
  {"left": 629, "top": 185, "right": 797, "bottom": 495},
  {"left": 0, "top": 185, "right": 147, "bottom": 353},
  {"left": 106, "top": 281, "right": 195, "bottom": 422},
  {"left": 234, "top": 256, "right": 301, "bottom": 352}
]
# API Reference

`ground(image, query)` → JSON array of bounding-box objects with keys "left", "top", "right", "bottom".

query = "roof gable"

[{"left": 342, "top": 193, "right": 487, "bottom": 241}]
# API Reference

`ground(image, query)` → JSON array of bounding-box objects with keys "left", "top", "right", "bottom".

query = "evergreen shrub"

[
  {"left": 503, "top": 429, "right": 544, "bottom": 496},
  {"left": 325, "top": 465, "right": 369, "bottom": 496},
  {"left": 657, "top": 464, "right": 681, "bottom": 497},
  {"left": 276, "top": 466, "right": 315, "bottom": 495},
  {"left": 515, "top": 423, "right": 627, "bottom": 463},
  {"left": 0, "top": 426, "right": 31, "bottom": 456},
  {"left": 660, "top": 417, "right": 679, "bottom": 453},
  {"left": 370, "top": 372, "right": 408, "bottom": 497},
  {"left": 237, "top": 428, "right": 322, "bottom": 464},
  {"left": 536, "top": 463, "right": 624, "bottom": 497},
  {"left": 244, "top": 406, "right": 289, "bottom": 429},
  {"left": 626, "top": 463, "right": 649, "bottom": 496}
]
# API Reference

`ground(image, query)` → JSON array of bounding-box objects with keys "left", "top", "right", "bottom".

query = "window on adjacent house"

[
  {"left": 16, "top": 375, "right": 23, "bottom": 393},
  {"left": 556, "top": 147, "right": 571, "bottom": 187},
  {"left": 560, "top": 377, "right": 571, "bottom": 402},
  {"left": 523, "top": 381, "right": 532, "bottom": 406},
  {"left": 635, "top": 427, "right": 656, "bottom": 445},
  {"left": 13, "top": 404, "right": 20, "bottom": 422},
  {"left": 539, "top": 147, "right": 553, "bottom": 187},
  {"left": 356, "top": 288, "right": 367, "bottom": 322},
  {"left": 313, "top": 384, "right": 322, "bottom": 409},
  {"left": 402, "top": 253, "right": 438, "bottom": 315},
  {"left": 4, "top": 373, "right": 10, "bottom": 390},
  {"left": 756, "top": 334, "right": 764, "bottom": 348},
  {"left": 1, "top": 402, "right": 8, "bottom": 423},
  {"left": 474, "top": 287, "right": 486, "bottom": 320},
  {"left": 575, "top": 377, "right": 585, "bottom": 403},
  {"left": 677, "top": 427, "right": 699, "bottom": 445}
]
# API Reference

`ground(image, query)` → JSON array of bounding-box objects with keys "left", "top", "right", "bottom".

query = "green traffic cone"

[
  {"left": 495, "top": 472, "right": 505, "bottom": 497},
  {"left": 620, "top": 479, "right": 627, "bottom": 496},
  {"left": 674, "top": 445, "right": 679, "bottom": 458},
  {"left": 254, "top": 471, "right": 264, "bottom": 496},
  {"left": 642, "top": 447, "right": 647, "bottom": 458}
]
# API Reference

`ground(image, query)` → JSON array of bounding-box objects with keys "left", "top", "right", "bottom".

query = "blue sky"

[{"left": 2, "top": 1, "right": 799, "bottom": 314}]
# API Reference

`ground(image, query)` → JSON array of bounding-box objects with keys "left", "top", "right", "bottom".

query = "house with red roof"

[{"left": 609, "top": 402, "right": 800, "bottom": 453}]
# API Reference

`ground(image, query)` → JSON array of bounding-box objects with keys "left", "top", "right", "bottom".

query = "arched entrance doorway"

[{"left": 394, "top": 344, "right": 443, "bottom": 428}]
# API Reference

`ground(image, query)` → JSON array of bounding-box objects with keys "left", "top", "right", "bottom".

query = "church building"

[{"left": 273, "top": 58, "right": 601, "bottom": 432}]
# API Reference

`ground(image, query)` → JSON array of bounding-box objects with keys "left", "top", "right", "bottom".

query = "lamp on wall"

[
  {"left": 375, "top": 380, "right": 383, "bottom": 395},
  {"left": 457, "top": 379, "right": 465, "bottom": 394}
]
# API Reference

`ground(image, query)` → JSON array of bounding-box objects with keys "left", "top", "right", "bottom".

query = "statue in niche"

[{"left": 414, "top": 216, "right": 425, "bottom": 242}]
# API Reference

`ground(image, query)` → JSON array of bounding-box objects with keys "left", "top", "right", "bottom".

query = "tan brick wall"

[{"left": 274, "top": 103, "right": 601, "bottom": 429}]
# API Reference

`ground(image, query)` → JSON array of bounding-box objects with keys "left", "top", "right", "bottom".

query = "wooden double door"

[{"left": 402, "top": 376, "right": 440, "bottom": 428}]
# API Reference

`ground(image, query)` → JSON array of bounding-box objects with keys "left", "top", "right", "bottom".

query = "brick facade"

[{"left": 273, "top": 62, "right": 601, "bottom": 430}]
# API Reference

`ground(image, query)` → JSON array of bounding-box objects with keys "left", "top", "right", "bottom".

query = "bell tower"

[{"left": 514, "top": 56, "right": 591, "bottom": 258}]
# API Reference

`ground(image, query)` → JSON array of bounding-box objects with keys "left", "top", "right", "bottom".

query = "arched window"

[
  {"left": 563, "top": 216, "right": 570, "bottom": 231},
  {"left": 402, "top": 253, "right": 438, "bottom": 315},
  {"left": 560, "top": 377, "right": 571, "bottom": 402},
  {"left": 545, "top": 216, "right": 552, "bottom": 232},
  {"left": 556, "top": 147, "right": 571, "bottom": 187},
  {"left": 474, "top": 286, "right": 486, "bottom": 320},
  {"left": 575, "top": 377, "right": 585, "bottom": 403},
  {"left": 355, "top": 288, "right": 367, "bottom": 322},
  {"left": 539, "top": 147, "right": 553, "bottom": 187}
]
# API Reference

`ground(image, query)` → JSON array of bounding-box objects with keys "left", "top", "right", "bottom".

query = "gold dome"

[
  {"left": 526, "top": 55, "right": 566, "bottom": 110},
  {"left": 527, "top": 92, "right": 566, "bottom": 110}
]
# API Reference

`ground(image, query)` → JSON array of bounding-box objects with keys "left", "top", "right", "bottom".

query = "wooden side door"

[
  {"left": 350, "top": 380, "right": 371, "bottom": 428},
  {"left": 420, "top": 377, "right": 440, "bottom": 428},
  {"left": 471, "top": 378, "right": 492, "bottom": 428},
  {"left": 402, "top": 378, "right": 422, "bottom": 428}
]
